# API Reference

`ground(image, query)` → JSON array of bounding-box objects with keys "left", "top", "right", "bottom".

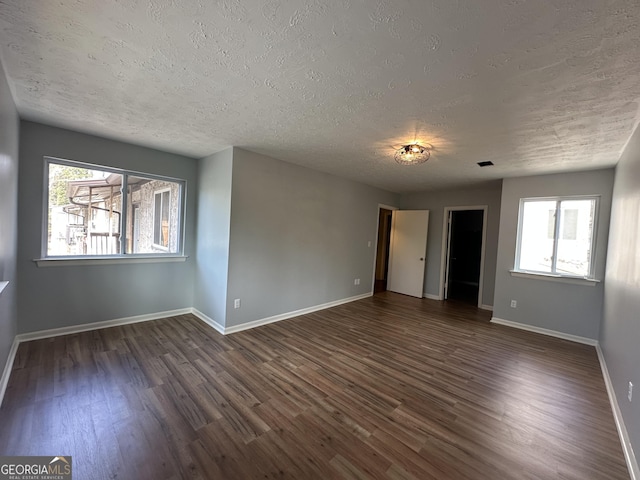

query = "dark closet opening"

[
  {"left": 374, "top": 208, "right": 393, "bottom": 293},
  {"left": 446, "top": 210, "right": 483, "bottom": 305}
]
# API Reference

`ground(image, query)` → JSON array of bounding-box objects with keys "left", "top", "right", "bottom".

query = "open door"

[{"left": 387, "top": 210, "right": 429, "bottom": 298}]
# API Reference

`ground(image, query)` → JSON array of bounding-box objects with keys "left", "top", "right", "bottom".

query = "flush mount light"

[{"left": 394, "top": 144, "right": 430, "bottom": 165}]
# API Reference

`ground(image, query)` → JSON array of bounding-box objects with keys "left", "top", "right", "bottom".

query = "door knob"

[{"left": 419, "top": 258, "right": 424, "bottom": 261}]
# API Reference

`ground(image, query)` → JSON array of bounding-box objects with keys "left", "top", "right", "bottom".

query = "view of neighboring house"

[{"left": 47, "top": 162, "right": 182, "bottom": 256}]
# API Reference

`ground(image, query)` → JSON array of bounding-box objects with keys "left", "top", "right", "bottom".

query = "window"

[
  {"left": 153, "top": 189, "right": 170, "bottom": 249},
  {"left": 44, "top": 157, "right": 185, "bottom": 258},
  {"left": 515, "top": 196, "right": 598, "bottom": 278}
]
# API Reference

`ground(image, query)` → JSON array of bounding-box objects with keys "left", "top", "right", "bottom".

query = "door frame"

[
  {"left": 438, "top": 205, "right": 488, "bottom": 308},
  {"left": 371, "top": 203, "right": 399, "bottom": 293}
]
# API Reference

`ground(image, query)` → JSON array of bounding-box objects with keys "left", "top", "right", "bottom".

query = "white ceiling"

[{"left": 1, "top": 0, "right": 639, "bottom": 193}]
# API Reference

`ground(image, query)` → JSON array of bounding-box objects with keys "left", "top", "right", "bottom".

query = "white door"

[{"left": 387, "top": 210, "right": 429, "bottom": 298}]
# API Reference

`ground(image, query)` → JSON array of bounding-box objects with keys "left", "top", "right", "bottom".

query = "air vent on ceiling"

[{"left": 477, "top": 161, "right": 494, "bottom": 167}]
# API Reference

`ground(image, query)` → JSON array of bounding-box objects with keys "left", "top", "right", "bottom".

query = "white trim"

[
  {"left": 596, "top": 345, "right": 639, "bottom": 480},
  {"left": 478, "top": 208, "right": 488, "bottom": 308},
  {"left": 509, "top": 270, "right": 599, "bottom": 286},
  {"left": 16, "top": 308, "right": 192, "bottom": 342},
  {"left": 494, "top": 314, "right": 639, "bottom": 479},
  {"left": 439, "top": 211, "right": 449, "bottom": 301},
  {"left": 35, "top": 255, "right": 188, "bottom": 267},
  {"left": 490, "top": 317, "right": 598, "bottom": 346},
  {"left": 0, "top": 298, "right": 634, "bottom": 480},
  {"left": 0, "top": 337, "right": 20, "bottom": 408},
  {"left": 515, "top": 195, "right": 600, "bottom": 280},
  {"left": 191, "top": 308, "right": 225, "bottom": 335},
  {"left": 377, "top": 204, "right": 399, "bottom": 211},
  {"left": 4, "top": 291, "right": 372, "bottom": 403},
  {"left": 1, "top": 307, "right": 189, "bottom": 407},
  {"left": 42, "top": 156, "right": 187, "bottom": 260},
  {"left": 0, "top": 281, "right": 8, "bottom": 296},
  {"left": 439, "top": 206, "right": 488, "bottom": 308},
  {"left": 152, "top": 187, "right": 172, "bottom": 250},
  {"left": 423, "top": 293, "right": 441, "bottom": 301},
  {"left": 211, "top": 293, "right": 373, "bottom": 335},
  {"left": 421, "top": 294, "right": 491, "bottom": 310}
]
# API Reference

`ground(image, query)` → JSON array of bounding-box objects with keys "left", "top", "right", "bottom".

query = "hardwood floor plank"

[
  {"left": 0, "top": 404, "right": 34, "bottom": 455},
  {"left": 301, "top": 409, "right": 392, "bottom": 479},
  {"left": 0, "top": 293, "right": 629, "bottom": 479},
  {"left": 330, "top": 453, "right": 373, "bottom": 480},
  {"left": 88, "top": 400, "right": 127, "bottom": 480},
  {"left": 366, "top": 429, "right": 443, "bottom": 480},
  {"left": 385, "top": 463, "right": 421, "bottom": 480}
]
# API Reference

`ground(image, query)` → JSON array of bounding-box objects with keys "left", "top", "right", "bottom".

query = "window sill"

[
  {"left": 34, "top": 255, "right": 188, "bottom": 267},
  {"left": 509, "top": 270, "right": 599, "bottom": 286}
]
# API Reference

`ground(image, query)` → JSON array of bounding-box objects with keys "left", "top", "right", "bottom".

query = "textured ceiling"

[{"left": 1, "top": 0, "right": 639, "bottom": 193}]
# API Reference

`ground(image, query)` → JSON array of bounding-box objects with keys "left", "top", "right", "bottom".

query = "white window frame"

[
  {"left": 514, "top": 195, "right": 600, "bottom": 280},
  {"left": 40, "top": 156, "right": 187, "bottom": 263},
  {"left": 152, "top": 187, "right": 172, "bottom": 251}
]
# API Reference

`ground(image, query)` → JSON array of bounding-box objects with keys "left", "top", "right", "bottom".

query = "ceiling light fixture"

[{"left": 394, "top": 144, "right": 430, "bottom": 165}]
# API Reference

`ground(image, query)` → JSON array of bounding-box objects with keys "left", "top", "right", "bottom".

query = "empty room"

[{"left": 0, "top": 1, "right": 639, "bottom": 479}]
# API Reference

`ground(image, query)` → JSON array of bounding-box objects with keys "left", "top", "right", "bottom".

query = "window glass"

[
  {"left": 125, "top": 176, "right": 181, "bottom": 254},
  {"left": 518, "top": 200, "right": 556, "bottom": 273},
  {"left": 516, "top": 197, "right": 597, "bottom": 278},
  {"left": 47, "top": 163, "right": 123, "bottom": 256},
  {"left": 45, "top": 159, "right": 184, "bottom": 257},
  {"left": 556, "top": 200, "right": 595, "bottom": 276}
]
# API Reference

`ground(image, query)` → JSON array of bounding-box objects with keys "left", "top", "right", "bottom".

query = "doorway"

[
  {"left": 442, "top": 207, "right": 487, "bottom": 306},
  {"left": 374, "top": 207, "right": 393, "bottom": 293}
]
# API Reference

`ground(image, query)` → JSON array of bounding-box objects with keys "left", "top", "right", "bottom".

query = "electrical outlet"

[
  {"left": 234, "top": 298, "right": 241, "bottom": 309},
  {"left": 629, "top": 382, "right": 633, "bottom": 402},
  {"left": 510, "top": 300, "right": 517, "bottom": 308},
  {"left": 354, "top": 278, "right": 360, "bottom": 285},
  {"left": 367, "top": 241, "right": 372, "bottom": 247}
]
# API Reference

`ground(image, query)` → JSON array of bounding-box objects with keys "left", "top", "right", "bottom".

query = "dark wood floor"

[{"left": 0, "top": 292, "right": 629, "bottom": 480}]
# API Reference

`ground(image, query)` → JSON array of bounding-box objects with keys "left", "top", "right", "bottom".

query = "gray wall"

[
  {"left": 400, "top": 182, "right": 502, "bottom": 307},
  {"left": 194, "top": 149, "right": 233, "bottom": 326},
  {"left": 601, "top": 125, "right": 640, "bottom": 464},
  {"left": 17, "top": 122, "right": 198, "bottom": 333},
  {"left": 224, "top": 148, "right": 398, "bottom": 328},
  {"left": 0, "top": 60, "right": 19, "bottom": 372},
  {"left": 493, "top": 169, "right": 614, "bottom": 339}
]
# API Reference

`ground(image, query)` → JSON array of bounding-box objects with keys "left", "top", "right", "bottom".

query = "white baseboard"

[
  {"left": 421, "top": 294, "right": 491, "bottom": 311},
  {"left": 490, "top": 317, "right": 598, "bottom": 346},
  {"left": 190, "top": 308, "right": 224, "bottom": 335},
  {"left": 0, "top": 337, "right": 20, "bottom": 408},
  {"left": 1, "top": 298, "right": 636, "bottom": 480},
  {"left": 492, "top": 317, "right": 637, "bottom": 478},
  {"left": 423, "top": 293, "right": 442, "bottom": 301},
  {"left": 215, "top": 293, "right": 373, "bottom": 335},
  {"left": 1, "top": 308, "right": 192, "bottom": 407},
  {"left": 596, "top": 345, "right": 639, "bottom": 480},
  {"left": 15, "top": 308, "right": 193, "bottom": 343}
]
